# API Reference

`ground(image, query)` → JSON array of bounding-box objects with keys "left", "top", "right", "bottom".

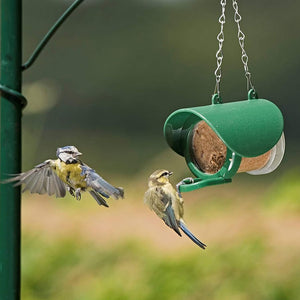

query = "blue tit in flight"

[
  {"left": 4, "top": 146, "right": 124, "bottom": 207},
  {"left": 144, "top": 169, "right": 206, "bottom": 249}
]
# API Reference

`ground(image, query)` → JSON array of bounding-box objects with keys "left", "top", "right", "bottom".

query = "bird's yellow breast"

[{"left": 53, "top": 159, "right": 87, "bottom": 189}]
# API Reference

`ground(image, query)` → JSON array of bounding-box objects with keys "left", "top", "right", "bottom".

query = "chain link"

[
  {"left": 232, "top": 0, "right": 255, "bottom": 92},
  {"left": 214, "top": 0, "right": 226, "bottom": 96},
  {"left": 214, "top": 0, "right": 255, "bottom": 96}
]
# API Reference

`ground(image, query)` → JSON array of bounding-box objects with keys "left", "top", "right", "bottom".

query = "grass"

[{"left": 21, "top": 235, "right": 300, "bottom": 300}]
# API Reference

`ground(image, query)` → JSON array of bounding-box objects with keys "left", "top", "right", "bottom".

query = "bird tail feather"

[
  {"left": 179, "top": 220, "right": 207, "bottom": 250},
  {"left": 89, "top": 190, "right": 109, "bottom": 207},
  {"left": 116, "top": 187, "right": 124, "bottom": 198}
]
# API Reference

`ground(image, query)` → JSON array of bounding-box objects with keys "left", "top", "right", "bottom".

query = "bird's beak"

[
  {"left": 76, "top": 152, "right": 82, "bottom": 156},
  {"left": 168, "top": 171, "right": 173, "bottom": 176}
]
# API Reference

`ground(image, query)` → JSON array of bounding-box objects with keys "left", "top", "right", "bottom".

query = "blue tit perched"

[
  {"left": 144, "top": 169, "right": 206, "bottom": 249},
  {"left": 4, "top": 146, "right": 124, "bottom": 207}
]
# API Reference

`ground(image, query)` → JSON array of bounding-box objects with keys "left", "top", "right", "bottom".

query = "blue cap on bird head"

[{"left": 56, "top": 145, "right": 82, "bottom": 162}]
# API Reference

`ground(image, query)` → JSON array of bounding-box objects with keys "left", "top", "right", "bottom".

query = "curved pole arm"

[{"left": 22, "top": 0, "right": 84, "bottom": 71}]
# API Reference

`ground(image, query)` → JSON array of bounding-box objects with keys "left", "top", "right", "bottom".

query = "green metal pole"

[{"left": 0, "top": 0, "right": 22, "bottom": 299}]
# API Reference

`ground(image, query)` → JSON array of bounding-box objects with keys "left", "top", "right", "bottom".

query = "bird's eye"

[{"left": 160, "top": 172, "right": 169, "bottom": 177}]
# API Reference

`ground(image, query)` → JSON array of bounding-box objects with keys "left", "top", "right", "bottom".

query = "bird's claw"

[
  {"left": 68, "top": 187, "right": 75, "bottom": 197},
  {"left": 68, "top": 186, "right": 81, "bottom": 200},
  {"left": 75, "top": 188, "right": 81, "bottom": 201},
  {"left": 176, "top": 177, "right": 194, "bottom": 198}
]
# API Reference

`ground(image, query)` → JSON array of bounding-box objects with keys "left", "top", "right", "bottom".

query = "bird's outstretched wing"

[
  {"left": 81, "top": 164, "right": 124, "bottom": 206},
  {"left": 3, "top": 160, "right": 66, "bottom": 197}
]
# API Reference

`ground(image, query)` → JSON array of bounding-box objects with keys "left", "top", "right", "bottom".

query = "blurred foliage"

[
  {"left": 21, "top": 236, "right": 300, "bottom": 300},
  {"left": 264, "top": 168, "right": 300, "bottom": 212}
]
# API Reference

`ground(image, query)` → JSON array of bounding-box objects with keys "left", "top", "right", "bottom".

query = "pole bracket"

[{"left": 0, "top": 83, "right": 27, "bottom": 108}]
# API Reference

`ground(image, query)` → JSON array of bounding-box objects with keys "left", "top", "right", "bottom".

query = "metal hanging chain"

[
  {"left": 214, "top": 0, "right": 256, "bottom": 97},
  {"left": 232, "top": 0, "right": 255, "bottom": 92},
  {"left": 214, "top": 0, "right": 227, "bottom": 97}
]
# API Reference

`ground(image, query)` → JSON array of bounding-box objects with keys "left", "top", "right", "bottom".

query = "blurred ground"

[
  {"left": 22, "top": 178, "right": 300, "bottom": 252},
  {"left": 21, "top": 165, "right": 300, "bottom": 300}
]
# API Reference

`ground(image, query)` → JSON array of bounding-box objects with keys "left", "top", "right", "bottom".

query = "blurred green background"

[{"left": 12, "top": 0, "right": 300, "bottom": 298}]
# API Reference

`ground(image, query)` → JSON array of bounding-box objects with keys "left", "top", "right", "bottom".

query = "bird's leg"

[
  {"left": 163, "top": 202, "right": 170, "bottom": 212},
  {"left": 67, "top": 186, "right": 75, "bottom": 198},
  {"left": 75, "top": 188, "right": 82, "bottom": 201},
  {"left": 176, "top": 177, "right": 194, "bottom": 198}
]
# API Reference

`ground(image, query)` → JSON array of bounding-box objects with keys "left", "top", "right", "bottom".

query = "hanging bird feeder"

[{"left": 163, "top": 0, "right": 285, "bottom": 193}]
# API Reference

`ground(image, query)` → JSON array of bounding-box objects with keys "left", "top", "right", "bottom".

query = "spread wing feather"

[
  {"left": 81, "top": 164, "right": 124, "bottom": 200},
  {"left": 3, "top": 160, "right": 66, "bottom": 198},
  {"left": 89, "top": 190, "right": 109, "bottom": 207}
]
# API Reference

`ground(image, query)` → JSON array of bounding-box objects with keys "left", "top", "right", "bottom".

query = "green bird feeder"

[
  {"left": 164, "top": 90, "right": 284, "bottom": 193},
  {"left": 163, "top": 0, "right": 285, "bottom": 193}
]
